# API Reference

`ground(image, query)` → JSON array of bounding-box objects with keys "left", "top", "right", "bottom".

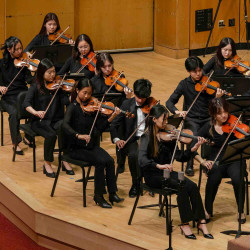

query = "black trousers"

[
  {"left": 1, "top": 95, "right": 22, "bottom": 144},
  {"left": 119, "top": 139, "right": 138, "bottom": 185},
  {"left": 31, "top": 120, "right": 62, "bottom": 162},
  {"left": 70, "top": 146, "right": 117, "bottom": 195},
  {"left": 144, "top": 171, "right": 206, "bottom": 223},
  {"left": 184, "top": 118, "right": 210, "bottom": 167},
  {"left": 205, "top": 161, "right": 246, "bottom": 215}
]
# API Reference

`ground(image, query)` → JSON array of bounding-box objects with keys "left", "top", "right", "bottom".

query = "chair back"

[{"left": 16, "top": 91, "right": 33, "bottom": 120}]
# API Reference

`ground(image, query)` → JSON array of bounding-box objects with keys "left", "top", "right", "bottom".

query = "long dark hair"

[
  {"left": 39, "top": 13, "right": 60, "bottom": 35},
  {"left": 209, "top": 97, "right": 229, "bottom": 124},
  {"left": 35, "top": 58, "right": 54, "bottom": 94},
  {"left": 215, "top": 37, "right": 237, "bottom": 68},
  {"left": 71, "top": 78, "right": 93, "bottom": 102},
  {"left": 72, "top": 34, "right": 94, "bottom": 61},
  {"left": 1, "top": 36, "right": 22, "bottom": 68},
  {"left": 96, "top": 52, "right": 114, "bottom": 75},
  {"left": 146, "top": 104, "right": 169, "bottom": 158}
]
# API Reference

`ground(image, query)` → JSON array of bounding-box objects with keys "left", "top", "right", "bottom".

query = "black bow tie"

[{"left": 136, "top": 105, "right": 143, "bottom": 109}]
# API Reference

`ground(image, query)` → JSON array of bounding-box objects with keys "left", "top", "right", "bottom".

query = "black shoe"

[
  {"left": 13, "top": 147, "right": 24, "bottom": 155},
  {"left": 43, "top": 165, "right": 56, "bottom": 178},
  {"left": 62, "top": 163, "right": 75, "bottom": 175},
  {"left": 179, "top": 223, "right": 196, "bottom": 240},
  {"left": 238, "top": 214, "right": 247, "bottom": 224},
  {"left": 109, "top": 193, "right": 124, "bottom": 205},
  {"left": 23, "top": 137, "right": 35, "bottom": 148},
  {"left": 185, "top": 166, "right": 194, "bottom": 176},
  {"left": 129, "top": 184, "right": 137, "bottom": 198},
  {"left": 117, "top": 164, "right": 125, "bottom": 174},
  {"left": 94, "top": 195, "right": 112, "bottom": 208},
  {"left": 197, "top": 222, "right": 214, "bottom": 239},
  {"left": 148, "top": 191, "right": 155, "bottom": 197}
]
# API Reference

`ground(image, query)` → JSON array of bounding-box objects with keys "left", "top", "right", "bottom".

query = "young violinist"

[
  {"left": 139, "top": 104, "right": 213, "bottom": 240},
  {"left": 0, "top": 36, "right": 33, "bottom": 154},
  {"left": 24, "top": 12, "right": 73, "bottom": 52},
  {"left": 91, "top": 52, "right": 132, "bottom": 107},
  {"left": 58, "top": 34, "right": 95, "bottom": 79},
  {"left": 195, "top": 97, "right": 246, "bottom": 223},
  {"left": 63, "top": 78, "right": 124, "bottom": 208},
  {"left": 23, "top": 58, "right": 73, "bottom": 178},
  {"left": 203, "top": 37, "right": 249, "bottom": 76},
  {"left": 166, "top": 56, "right": 224, "bottom": 176},
  {"left": 110, "top": 79, "right": 154, "bottom": 197}
]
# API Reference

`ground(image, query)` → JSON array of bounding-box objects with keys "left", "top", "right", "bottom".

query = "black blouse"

[
  {"left": 24, "top": 34, "right": 52, "bottom": 52},
  {"left": 63, "top": 100, "right": 110, "bottom": 149},
  {"left": 0, "top": 57, "right": 32, "bottom": 97},
  {"left": 23, "top": 83, "right": 69, "bottom": 124}
]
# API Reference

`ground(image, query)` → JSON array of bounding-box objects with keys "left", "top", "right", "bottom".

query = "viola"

[
  {"left": 105, "top": 69, "right": 132, "bottom": 92},
  {"left": 80, "top": 97, "right": 135, "bottom": 118},
  {"left": 195, "top": 75, "right": 231, "bottom": 96},
  {"left": 222, "top": 114, "right": 250, "bottom": 139},
  {"left": 14, "top": 52, "right": 40, "bottom": 72},
  {"left": 46, "top": 76, "right": 75, "bottom": 92},
  {"left": 224, "top": 55, "right": 250, "bottom": 73},
  {"left": 80, "top": 51, "right": 97, "bottom": 72},
  {"left": 140, "top": 97, "right": 159, "bottom": 114},
  {"left": 48, "top": 26, "right": 73, "bottom": 45}
]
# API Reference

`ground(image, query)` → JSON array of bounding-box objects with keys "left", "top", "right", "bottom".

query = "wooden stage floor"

[{"left": 0, "top": 51, "right": 250, "bottom": 250}]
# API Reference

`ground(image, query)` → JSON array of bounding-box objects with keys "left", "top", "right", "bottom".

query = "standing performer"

[
  {"left": 58, "top": 34, "right": 95, "bottom": 79},
  {"left": 139, "top": 104, "right": 213, "bottom": 240},
  {"left": 23, "top": 58, "right": 73, "bottom": 178},
  {"left": 195, "top": 97, "right": 246, "bottom": 223},
  {"left": 63, "top": 78, "right": 123, "bottom": 208},
  {"left": 0, "top": 36, "right": 33, "bottom": 154},
  {"left": 166, "top": 56, "right": 224, "bottom": 176},
  {"left": 110, "top": 79, "right": 154, "bottom": 197},
  {"left": 24, "top": 12, "right": 74, "bottom": 52}
]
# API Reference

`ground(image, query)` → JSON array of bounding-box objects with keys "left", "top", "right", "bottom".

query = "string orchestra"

[{"left": 1, "top": 11, "right": 250, "bottom": 248}]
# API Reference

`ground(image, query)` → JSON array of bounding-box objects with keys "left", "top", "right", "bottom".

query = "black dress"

[
  {"left": 23, "top": 83, "right": 69, "bottom": 162},
  {"left": 197, "top": 122, "right": 245, "bottom": 215},
  {"left": 139, "top": 133, "right": 206, "bottom": 223},
  {"left": 0, "top": 57, "right": 33, "bottom": 144},
  {"left": 24, "top": 34, "right": 51, "bottom": 52},
  {"left": 63, "top": 100, "right": 117, "bottom": 195}
]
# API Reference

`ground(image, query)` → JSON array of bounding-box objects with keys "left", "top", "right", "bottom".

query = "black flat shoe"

[
  {"left": 62, "top": 164, "right": 75, "bottom": 175},
  {"left": 238, "top": 217, "right": 247, "bottom": 224},
  {"left": 43, "top": 165, "right": 55, "bottom": 178},
  {"left": 94, "top": 195, "right": 112, "bottom": 208},
  {"left": 109, "top": 193, "right": 124, "bottom": 205},
  {"left": 185, "top": 166, "right": 194, "bottom": 177},
  {"left": 23, "top": 137, "right": 35, "bottom": 148},
  {"left": 129, "top": 184, "right": 137, "bottom": 198},
  {"left": 13, "top": 147, "right": 24, "bottom": 155},
  {"left": 179, "top": 224, "right": 196, "bottom": 240},
  {"left": 197, "top": 222, "right": 214, "bottom": 239}
]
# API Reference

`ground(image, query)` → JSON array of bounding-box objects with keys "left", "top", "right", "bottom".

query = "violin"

[
  {"left": 48, "top": 26, "right": 73, "bottom": 45},
  {"left": 140, "top": 97, "right": 159, "bottom": 114},
  {"left": 80, "top": 97, "right": 135, "bottom": 119},
  {"left": 222, "top": 114, "right": 250, "bottom": 139},
  {"left": 80, "top": 51, "right": 97, "bottom": 72},
  {"left": 224, "top": 55, "right": 250, "bottom": 73},
  {"left": 14, "top": 52, "right": 40, "bottom": 72},
  {"left": 105, "top": 69, "right": 133, "bottom": 92},
  {"left": 46, "top": 76, "right": 75, "bottom": 92},
  {"left": 195, "top": 75, "right": 231, "bottom": 96}
]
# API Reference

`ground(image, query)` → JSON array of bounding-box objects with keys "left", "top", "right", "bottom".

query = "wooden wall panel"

[
  {"left": 0, "top": 0, "right": 5, "bottom": 45},
  {"left": 74, "top": 0, "right": 153, "bottom": 51}
]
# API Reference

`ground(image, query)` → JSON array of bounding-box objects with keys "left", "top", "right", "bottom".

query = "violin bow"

[
  {"left": 50, "top": 25, "right": 70, "bottom": 45},
  {"left": 170, "top": 70, "right": 214, "bottom": 165},
  {"left": 40, "top": 74, "right": 67, "bottom": 121},
  {"left": 76, "top": 53, "right": 97, "bottom": 74},
  {"left": 86, "top": 71, "right": 124, "bottom": 144}
]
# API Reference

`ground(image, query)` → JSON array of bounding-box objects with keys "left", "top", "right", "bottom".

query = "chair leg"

[
  {"left": 51, "top": 156, "right": 62, "bottom": 197},
  {"left": 159, "top": 196, "right": 166, "bottom": 217},
  {"left": 12, "top": 141, "right": 18, "bottom": 162},
  {"left": 1, "top": 111, "right": 3, "bottom": 146},
  {"left": 198, "top": 164, "right": 202, "bottom": 191},
  {"left": 245, "top": 175, "right": 249, "bottom": 215},
  {"left": 181, "top": 144, "right": 184, "bottom": 172},
  {"left": 128, "top": 192, "right": 141, "bottom": 225},
  {"left": 165, "top": 195, "right": 169, "bottom": 235},
  {"left": 33, "top": 139, "right": 36, "bottom": 172},
  {"left": 85, "top": 166, "right": 92, "bottom": 188},
  {"left": 82, "top": 168, "right": 86, "bottom": 207}
]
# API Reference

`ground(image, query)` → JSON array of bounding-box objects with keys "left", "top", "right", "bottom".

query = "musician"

[
  {"left": 110, "top": 79, "right": 153, "bottom": 197},
  {"left": 139, "top": 104, "right": 213, "bottom": 240},
  {"left": 203, "top": 37, "right": 247, "bottom": 76},
  {"left": 24, "top": 12, "right": 73, "bottom": 52},
  {"left": 58, "top": 34, "right": 95, "bottom": 79},
  {"left": 0, "top": 36, "right": 33, "bottom": 154},
  {"left": 91, "top": 52, "right": 132, "bottom": 107},
  {"left": 166, "top": 56, "right": 224, "bottom": 176},
  {"left": 195, "top": 97, "right": 246, "bottom": 224},
  {"left": 23, "top": 58, "right": 73, "bottom": 178},
  {"left": 63, "top": 78, "right": 123, "bottom": 208}
]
